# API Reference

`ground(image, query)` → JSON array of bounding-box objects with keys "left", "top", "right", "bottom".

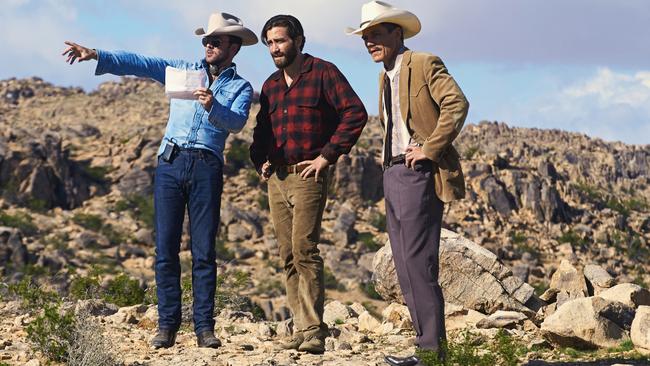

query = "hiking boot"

[
  {"left": 279, "top": 332, "right": 304, "bottom": 350},
  {"left": 298, "top": 334, "right": 325, "bottom": 354},
  {"left": 196, "top": 330, "right": 222, "bottom": 348},
  {"left": 151, "top": 329, "right": 177, "bottom": 349}
]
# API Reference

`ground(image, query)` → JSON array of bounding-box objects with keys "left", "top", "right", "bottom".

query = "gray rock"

[
  {"left": 549, "top": 260, "right": 588, "bottom": 308},
  {"left": 592, "top": 297, "right": 636, "bottom": 331},
  {"left": 323, "top": 301, "right": 355, "bottom": 325},
  {"left": 480, "top": 176, "right": 517, "bottom": 216},
  {"left": 372, "top": 229, "right": 538, "bottom": 315},
  {"left": 541, "top": 297, "right": 629, "bottom": 349},
  {"left": 0, "top": 226, "right": 29, "bottom": 268},
  {"left": 476, "top": 310, "right": 527, "bottom": 329},
  {"left": 117, "top": 168, "right": 152, "bottom": 196},
  {"left": 584, "top": 264, "right": 615, "bottom": 295},
  {"left": 331, "top": 203, "right": 357, "bottom": 246},
  {"left": 631, "top": 306, "right": 650, "bottom": 355},
  {"left": 598, "top": 283, "right": 650, "bottom": 308}
]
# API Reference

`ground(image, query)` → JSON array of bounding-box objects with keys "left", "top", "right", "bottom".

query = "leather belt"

[
  {"left": 383, "top": 154, "right": 406, "bottom": 171},
  {"left": 275, "top": 163, "right": 308, "bottom": 175}
]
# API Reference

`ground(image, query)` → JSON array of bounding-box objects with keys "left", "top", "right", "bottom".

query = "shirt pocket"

[
  {"left": 297, "top": 95, "right": 322, "bottom": 133},
  {"left": 216, "top": 89, "right": 237, "bottom": 109}
]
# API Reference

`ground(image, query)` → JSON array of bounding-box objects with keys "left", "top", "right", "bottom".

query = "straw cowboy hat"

[
  {"left": 345, "top": 1, "right": 421, "bottom": 39},
  {"left": 195, "top": 12, "right": 258, "bottom": 46}
]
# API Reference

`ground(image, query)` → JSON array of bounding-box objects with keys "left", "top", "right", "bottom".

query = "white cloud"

[
  {"left": 506, "top": 68, "right": 650, "bottom": 145},
  {"left": 564, "top": 68, "right": 650, "bottom": 107}
]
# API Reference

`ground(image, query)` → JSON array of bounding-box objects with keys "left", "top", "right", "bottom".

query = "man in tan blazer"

[{"left": 347, "top": 2, "right": 469, "bottom": 365}]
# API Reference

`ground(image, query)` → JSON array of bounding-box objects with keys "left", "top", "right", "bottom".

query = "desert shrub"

[
  {"left": 82, "top": 165, "right": 111, "bottom": 182},
  {"left": 463, "top": 145, "right": 481, "bottom": 160},
  {"left": 324, "top": 266, "right": 345, "bottom": 291},
  {"left": 216, "top": 237, "right": 235, "bottom": 261},
  {"left": 361, "top": 281, "right": 382, "bottom": 300},
  {"left": 113, "top": 194, "right": 154, "bottom": 229},
  {"left": 69, "top": 273, "right": 101, "bottom": 300},
  {"left": 102, "top": 274, "right": 144, "bottom": 307},
  {"left": 0, "top": 211, "right": 38, "bottom": 236},
  {"left": 369, "top": 212, "right": 386, "bottom": 232},
  {"left": 358, "top": 232, "right": 382, "bottom": 252},
  {"left": 143, "top": 284, "right": 158, "bottom": 305},
  {"left": 225, "top": 138, "right": 253, "bottom": 173},
  {"left": 26, "top": 303, "right": 76, "bottom": 362},
  {"left": 215, "top": 269, "right": 252, "bottom": 313},
  {"left": 67, "top": 311, "right": 116, "bottom": 366},
  {"left": 72, "top": 213, "right": 103, "bottom": 232},
  {"left": 256, "top": 192, "right": 269, "bottom": 210},
  {"left": 7, "top": 276, "right": 59, "bottom": 311}
]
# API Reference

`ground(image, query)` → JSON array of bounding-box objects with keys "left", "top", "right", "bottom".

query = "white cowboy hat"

[
  {"left": 195, "top": 12, "right": 258, "bottom": 46},
  {"left": 345, "top": 1, "right": 421, "bottom": 39}
]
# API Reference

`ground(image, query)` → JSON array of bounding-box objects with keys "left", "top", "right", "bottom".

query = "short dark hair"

[
  {"left": 381, "top": 22, "right": 404, "bottom": 42},
  {"left": 260, "top": 14, "right": 306, "bottom": 51}
]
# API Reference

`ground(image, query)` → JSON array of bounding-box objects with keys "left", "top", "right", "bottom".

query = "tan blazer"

[{"left": 379, "top": 50, "right": 469, "bottom": 202}]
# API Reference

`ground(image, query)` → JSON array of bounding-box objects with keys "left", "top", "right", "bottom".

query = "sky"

[{"left": 1, "top": 0, "right": 649, "bottom": 145}]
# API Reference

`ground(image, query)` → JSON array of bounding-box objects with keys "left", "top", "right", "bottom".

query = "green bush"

[
  {"left": 72, "top": 213, "right": 103, "bottom": 232},
  {"left": 557, "top": 230, "right": 587, "bottom": 248},
  {"left": 369, "top": 212, "right": 386, "bottom": 232},
  {"left": 69, "top": 273, "right": 101, "bottom": 300},
  {"left": 225, "top": 138, "right": 253, "bottom": 172},
  {"left": 216, "top": 238, "right": 235, "bottom": 261},
  {"left": 358, "top": 232, "right": 382, "bottom": 252},
  {"left": 0, "top": 211, "right": 38, "bottom": 236},
  {"left": 324, "top": 266, "right": 345, "bottom": 291},
  {"left": 82, "top": 165, "right": 112, "bottom": 182},
  {"left": 102, "top": 274, "right": 144, "bottom": 307},
  {"left": 463, "top": 145, "right": 480, "bottom": 160},
  {"left": 256, "top": 192, "right": 269, "bottom": 210},
  {"left": 113, "top": 194, "right": 154, "bottom": 229},
  {"left": 361, "top": 282, "right": 382, "bottom": 300},
  {"left": 100, "top": 223, "right": 127, "bottom": 246},
  {"left": 7, "top": 276, "right": 59, "bottom": 311},
  {"left": 26, "top": 303, "right": 76, "bottom": 363},
  {"left": 215, "top": 269, "right": 252, "bottom": 313},
  {"left": 143, "top": 284, "right": 158, "bottom": 305}
]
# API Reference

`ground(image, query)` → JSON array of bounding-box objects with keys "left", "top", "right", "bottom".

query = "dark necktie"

[{"left": 383, "top": 73, "right": 393, "bottom": 166}]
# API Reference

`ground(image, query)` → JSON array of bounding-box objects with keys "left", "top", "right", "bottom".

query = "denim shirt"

[{"left": 95, "top": 49, "right": 253, "bottom": 162}]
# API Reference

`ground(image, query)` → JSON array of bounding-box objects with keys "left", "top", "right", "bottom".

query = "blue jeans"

[{"left": 154, "top": 149, "right": 223, "bottom": 334}]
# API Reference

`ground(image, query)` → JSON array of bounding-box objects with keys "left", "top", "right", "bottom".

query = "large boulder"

[
  {"left": 631, "top": 306, "right": 650, "bottom": 355},
  {"left": 549, "top": 260, "right": 588, "bottom": 307},
  {"left": 598, "top": 283, "right": 650, "bottom": 308},
  {"left": 372, "top": 229, "right": 539, "bottom": 315},
  {"left": 541, "top": 297, "right": 629, "bottom": 349},
  {"left": 584, "top": 264, "right": 615, "bottom": 295}
]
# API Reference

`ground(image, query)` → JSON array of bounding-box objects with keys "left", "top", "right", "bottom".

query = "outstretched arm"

[{"left": 62, "top": 40, "right": 191, "bottom": 84}]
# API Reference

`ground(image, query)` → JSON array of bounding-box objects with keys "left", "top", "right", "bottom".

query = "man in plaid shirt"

[{"left": 250, "top": 14, "right": 367, "bottom": 354}]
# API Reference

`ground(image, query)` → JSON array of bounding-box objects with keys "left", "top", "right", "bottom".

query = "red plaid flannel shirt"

[{"left": 250, "top": 54, "right": 367, "bottom": 169}]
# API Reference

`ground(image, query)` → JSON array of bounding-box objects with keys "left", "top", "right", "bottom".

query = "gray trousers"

[{"left": 383, "top": 163, "right": 446, "bottom": 350}]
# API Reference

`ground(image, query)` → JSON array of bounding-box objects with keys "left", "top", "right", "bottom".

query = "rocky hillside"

[{"left": 0, "top": 77, "right": 649, "bottom": 365}]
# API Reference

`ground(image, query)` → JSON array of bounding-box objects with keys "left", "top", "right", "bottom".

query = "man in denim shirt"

[{"left": 62, "top": 12, "right": 257, "bottom": 349}]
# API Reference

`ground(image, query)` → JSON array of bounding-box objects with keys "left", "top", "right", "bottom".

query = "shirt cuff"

[{"left": 319, "top": 145, "right": 339, "bottom": 164}]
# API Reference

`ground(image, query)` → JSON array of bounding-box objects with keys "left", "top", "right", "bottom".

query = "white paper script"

[{"left": 164, "top": 67, "right": 207, "bottom": 100}]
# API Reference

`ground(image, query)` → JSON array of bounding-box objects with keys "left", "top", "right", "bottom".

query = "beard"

[
  {"left": 206, "top": 50, "right": 229, "bottom": 70},
  {"left": 272, "top": 45, "right": 298, "bottom": 69}
]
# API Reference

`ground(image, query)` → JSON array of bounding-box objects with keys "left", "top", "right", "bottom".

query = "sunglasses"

[{"left": 202, "top": 37, "right": 226, "bottom": 48}]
